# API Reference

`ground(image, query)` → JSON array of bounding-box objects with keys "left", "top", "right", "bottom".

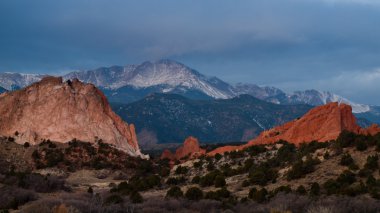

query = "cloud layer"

[{"left": 0, "top": 0, "right": 379, "bottom": 104}]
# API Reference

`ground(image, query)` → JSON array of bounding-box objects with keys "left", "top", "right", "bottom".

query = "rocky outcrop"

[
  {"left": 360, "top": 124, "right": 380, "bottom": 135},
  {"left": 0, "top": 76, "right": 146, "bottom": 158},
  {"left": 161, "top": 136, "right": 206, "bottom": 160},
  {"left": 209, "top": 102, "right": 380, "bottom": 156},
  {"left": 161, "top": 149, "right": 175, "bottom": 161}
]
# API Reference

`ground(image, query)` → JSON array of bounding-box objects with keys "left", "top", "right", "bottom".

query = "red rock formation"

[
  {"left": 161, "top": 149, "right": 175, "bottom": 161},
  {"left": 161, "top": 136, "right": 206, "bottom": 160},
  {"left": 0, "top": 76, "right": 146, "bottom": 158},
  {"left": 208, "top": 102, "right": 380, "bottom": 156},
  {"left": 360, "top": 124, "right": 380, "bottom": 135}
]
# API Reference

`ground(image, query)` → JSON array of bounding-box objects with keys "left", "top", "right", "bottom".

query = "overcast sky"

[{"left": 0, "top": 0, "right": 380, "bottom": 104}]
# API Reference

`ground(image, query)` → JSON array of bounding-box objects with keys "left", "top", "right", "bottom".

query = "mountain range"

[
  {"left": 112, "top": 93, "right": 312, "bottom": 145},
  {"left": 0, "top": 59, "right": 378, "bottom": 124}
]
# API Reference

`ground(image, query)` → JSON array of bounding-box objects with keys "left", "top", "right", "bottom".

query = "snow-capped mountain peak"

[
  {"left": 0, "top": 60, "right": 374, "bottom": 115},
  {"left": 64, "top": 59, "right": 235, "bottom": 99},
  {"left": 0, "top": 72, "right": 45, "bottom": 90},
  {"left": 281, "top": 89, "right": 370, "bottom": 113}
]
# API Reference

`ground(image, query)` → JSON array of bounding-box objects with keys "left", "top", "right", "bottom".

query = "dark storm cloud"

[{"left": 0, "top": 0, "right": 379, "bottom": 104}]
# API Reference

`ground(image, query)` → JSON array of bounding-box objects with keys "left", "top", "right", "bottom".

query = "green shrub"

[
  {"left": 243, "top": 159, "right": 254, "bottom": 172},
  {"left": 145, "top": 175, "right": 161, "bottom": 188},
  {"left": 193, "top": 161, "right": 203, "bottom": 168},
  {"left": 337, "top": 131, "right": 356, "bottom": 148},
  {"left": 192, "top": 176, "right": 201, "bottom": 184},
  {"left": 310, "top": 182, "right": 320, "bottom": 196},
  {"left": 115, "top": 181, "right": 132, "bottom": 195},
  {"left": 185, "top": 187, "right": 203, "bottom": 201},
  {"left": 273, "top": 185, "right": 292, "bottom": 195},
  {"left": 250, "top": 188, "right": 268, "bottom": 203},
  {"left": 105, "top": 194, "right": 123, "bottom": 205},
  {"left": 166, "top": 177, "right": 186, "bottom": 185},
  {"left": 166, "top": 186, "right": 183, "bottom": 198},
  {"left": 248, "top": 187, "right": 257, "bottom": 199},
  {"left": 274, "top": 141, "right": 296, "bottom": 164},
  {"left": 364, "top": 155, "right": 379, "bottom": 171},
  {"left": 336, "top": 170, "right": 356, "bottom": 186},
  {"left": 200, "top": 170, "right": 222, "bottom": 187},
  {"left": 31, "top": 150, "right": 40, "bottom": 160},
  {"left": 355, "top": 139, "right": 368, "bottom": 151},
  {"left": 242, "top": 180, "right": 250, "bottom": 187},
  {"left": 323, "top": 152, "right": 330, "bottom": 160},
  {"left": 175, "top": 166, "right": 188, "bottom": 175},
  {"left": 215, "top": 153, "right": 222, "bottom": 161},
  {"left": 323, "top": 179, "right": 340, "bottom": 195},
  {"left": 245, "top": 145, "right": 267, "bottom": 156},
  {"left": 296, "top": 185, "right": 307, "bottom": 195},
  {"left": 366, "top": 175, "right": 377, "bottom": 187},
  {"left": 340, "top": 153, "right": 354, "bottom": 167},
  {"left": 206, "top": 163, "right": 215, "bottom": 171},
  {"left": 298, "top": 141, "right": 328, "bottom": 157},
  {"left": 130, "top": 191, "right": 143, "bottom": 203},
  {"left": 248, "top": 163, "right": 277, "bottom": 186},
  {"left": 287, "top": 156, "right": 320, "bottom": 180},
  {"left": 87, "top": 187, "right": 93, "bottom": 194},
  {"left": 214, "top": 175, "right": 226, "bottom": 188},
  {"left": 205, "top": 187, "right": 230, "bottom": 200}
]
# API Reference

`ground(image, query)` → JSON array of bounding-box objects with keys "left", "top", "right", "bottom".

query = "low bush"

[
  {"left": 166, "top": 186, "right": 183, "bottom": 198},
  {"left": 340, "top": 153, "right": 355, "bottom": 167},
  {"left": 310, "top": 182, "right": 320, "bottom": 196},
  {"left": 192, "top": 176, "right": 201, "bottom": 184},
  {"left": 104, "top": 194, "right": 123, "bottom": 205},
  {"left": 296, "top": 185, "right": 307, "bottom": 195},
  {"left": 175, "top": 166, "right": 188, "bottom": 175},
  {"left": 205, "top": 187, "right": 231, "bottom": 201},
  {"left": 130, "top": 191, "right": 143, "bottom": 203},
  {"left": 249, "top": 188, "right": 268, "bottom": 203},
  {"left": 248, "top": 163, "right": 277, "bottom": 186},
  {"left": 287, "top": 156, "right": 320, "bottom": 180},
  {"left": 166, "top": 176, "right": 186, "bottom": 185},
  {"left": 214, "top": 175, "right": 226, "bottom": 188},
  {"left": 185, "top": 187, "right": 203, "bottom": 201}
]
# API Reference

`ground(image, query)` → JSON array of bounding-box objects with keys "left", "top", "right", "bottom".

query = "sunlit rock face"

[
  {"left": 208, "top": 102, "right": 380, "bottom": 156},
  {"left": 0, "top": 76, "right": 146, "bottom": 158},
  {"left": 161, "top": 136, "right": 206, "bottom": 160}
]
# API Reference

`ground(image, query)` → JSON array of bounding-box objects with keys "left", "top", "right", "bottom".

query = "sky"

[{"left": 0, "top": 0, "right": 380, "bottom": 104}]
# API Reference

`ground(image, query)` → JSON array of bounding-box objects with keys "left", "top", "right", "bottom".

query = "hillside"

[
  {"left": 112, "top": 93, "right": 312, "bottom": 146},
  {"left": 2, "top": 131, "right": 380, "bottom": 212}
]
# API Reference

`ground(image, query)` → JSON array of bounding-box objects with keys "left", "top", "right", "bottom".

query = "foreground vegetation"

[{"left": 0, "top": 131, "right": 380, "bottom": 212}]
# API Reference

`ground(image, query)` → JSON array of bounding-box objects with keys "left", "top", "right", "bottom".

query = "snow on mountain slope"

[
  {"left": 0, "top": 73, "right": 45, "bottom": 90},
  {"left": 64, "top": 59, "right": 235, "bottom": 99},
  {"left": 0, "top": 60, "right": 373, "bottom": 115},
  {"left": 63, "top": 65, "right": 137, "bottom": 89},
  {"left": 266, "top": 89, "right": 370, "bottom": 113}
]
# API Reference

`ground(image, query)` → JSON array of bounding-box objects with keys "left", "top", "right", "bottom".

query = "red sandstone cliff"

[
  {"left": 161, "top": 136, "right": 206, "bottom": 160},
  {"left": 208, "top": 102, "right": 380, "bottom": 156},
  {"left": 0, "top": 76, "right": 146, "bottom": 158}
]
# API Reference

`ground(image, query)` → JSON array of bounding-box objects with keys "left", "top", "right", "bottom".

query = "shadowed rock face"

[
  {"left": 0, "top": 76, "right": 146, "bottom": 158},
  {"left": 161, "top": 136, "right": 206, "bottom": 160},
  {"left": 208, "top": 102, "right": 380, "bottom": 156}
]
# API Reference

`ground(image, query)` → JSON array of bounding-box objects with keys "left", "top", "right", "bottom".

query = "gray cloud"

[{"left": 0, "top": 0, "right": 379, "bottom": 104}]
